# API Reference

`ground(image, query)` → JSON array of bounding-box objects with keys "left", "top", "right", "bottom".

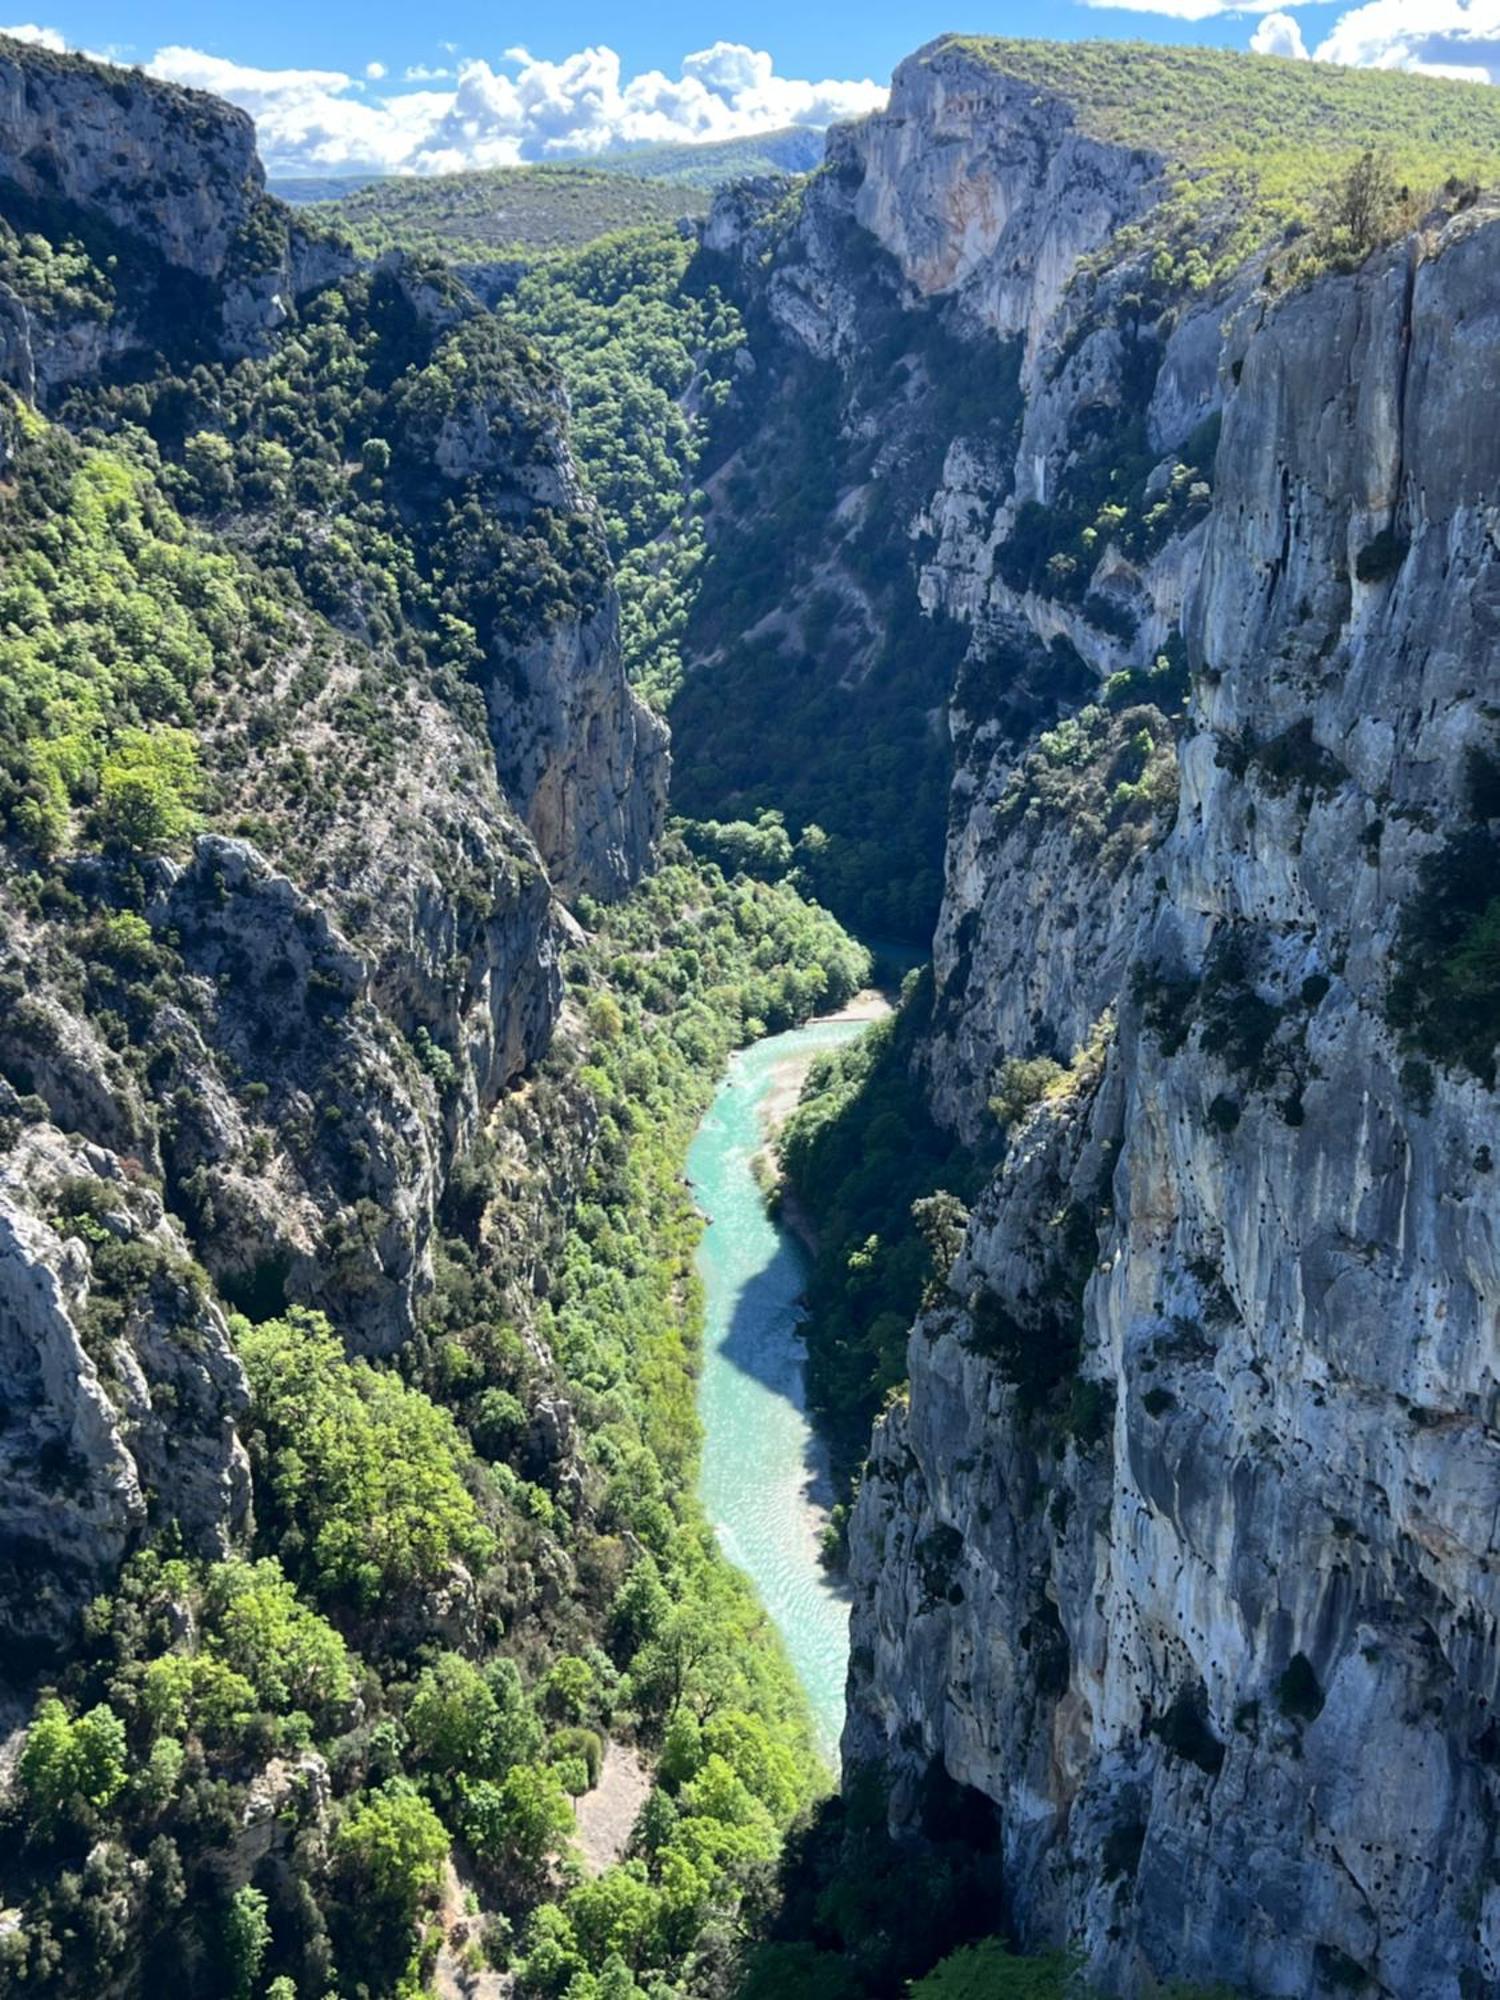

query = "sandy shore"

[{"left": 756, "top": 988, "right": 891, "bottom": 1148}]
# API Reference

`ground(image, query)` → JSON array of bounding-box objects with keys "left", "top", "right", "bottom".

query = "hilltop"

[
  {"left": 305, "top": 163, "right": 706, "bottom": 260},
  {"left": 930, "top": 36, "right": 1500, "bottom": 281},
  {"left": 584, "top": 124, "right": 825, "bottom": 187},
  {"left": 301, "top": 128, "right": 826, "bottom": 262}
]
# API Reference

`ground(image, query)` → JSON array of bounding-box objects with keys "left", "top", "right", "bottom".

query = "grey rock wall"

[{"left": 839, "top": 42, "right": 1500, "bottom": 1997}]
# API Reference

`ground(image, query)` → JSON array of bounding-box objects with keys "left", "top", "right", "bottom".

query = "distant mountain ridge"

[{"left": 273, "top": 127, "right": 828, "bottom": 255}]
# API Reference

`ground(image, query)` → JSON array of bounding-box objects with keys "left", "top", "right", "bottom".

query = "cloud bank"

[
  {"left": 1251, "top": 10, "right": 1311, "bottom": 57},
  {"left": 0, "top": 33, "right": 884, "bottom": 177},
  {"left": 1312, "top": 0, "right": 1500, "bottom": 83},
  {"left": 1080, "top": 0, "right": 1294, "bottom": 19},
  {"left": 1, "top": 20, "right": 66, "bottom": 48},
  {"left": 1082, "top": 0, "right": 1500, "bottom": 82}
]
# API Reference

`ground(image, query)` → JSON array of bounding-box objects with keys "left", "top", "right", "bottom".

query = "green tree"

[
  {"left": 516, "top": 1903, "right": 585, "bottom": 1997},
  {"left": 1322, "top": 147, "right": 1401, "bottom": 254},
  {"left": 407, "top": 1652, "right": 540, "bottom": 1784},
  {"left": 17, "top": 1699, "right": 127, "bottom": 1837},
  {"left": 459, "top": 1763, "right": 574, "bottom": 1881},
  {"left": 95, "top": 726, "right": 201, "bottom": 853},
  {"left": 910, "top": 1941, "right": 1079, "bottom": 1999},
  {"left": 739, "top": 1943, "right": 861, "bottom": 2000},
  {"left": 334, "top": 1779, "right": 449, "bottom": 1920},
  {"left": 701, "top": 1709, "right": 804, "bottom": 1819},
  {"left": 542, "top": 1653, "right": 596, "bottom": 1722},
  {"left": 204, "top": 1557, "right": 354, "bottom": 1723},
  {"left": 140, "top": 1653, "right": 258, "bottom": 1744},
  {"left": 221, "top": 1885, "right": 272, "bottom": 2000},
  {"left": 566, "top": 1863, "right": 661, "bottom": 1970}
]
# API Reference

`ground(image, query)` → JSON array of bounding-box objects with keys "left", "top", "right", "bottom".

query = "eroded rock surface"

[{"left": 835, "top": 46, "right": 1500, "bottom": 1999}]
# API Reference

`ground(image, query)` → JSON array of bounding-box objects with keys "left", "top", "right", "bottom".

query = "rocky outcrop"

[
  {"left": 0, "top": 31, "right": 352, "bottom": 366},
  {"left": 424, "top": 357, "right": 669, "bottom": 899},
  {"left": 0, "top": 36, "right": 263, "bottom": 276},
  {"left": 0, "top": 1123, "right": 250, "bottom": 1658},
  {"left": 495, "top": 601, "right": 669, "bottom": 901},
  {"left": 849, "top": 41, "right": 1160, "bottom": 360},
  {"left": 376, "top": 275, "right": 667, "bottom": 904},
  {"left": 839, "top": 41, "right": 1500, "bottom": 1999}
]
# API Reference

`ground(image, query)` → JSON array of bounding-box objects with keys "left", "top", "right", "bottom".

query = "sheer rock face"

[
  {"left": 705, "top": 43, "right": 1157, "bottom": 370},
  {"left": 442, "top": 380, "right": 669, "bottom": 901},
  {"left": 497, "top": 594, "right": 669, "bottom": 902},
  {"left": 840, "top": 44, "right": 1500, "bottom": 1998},
  {"left": 0, "top": 32, "right": 354, "bottom": 362},
  {"left": 849, "top": 41, "right": 1160, "bottom": 361},
  {"left": 0, "top": 36, "right": 264, "bottom": 277}
]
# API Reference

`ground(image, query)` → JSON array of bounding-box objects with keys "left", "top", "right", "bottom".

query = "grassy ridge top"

[
  {"left": 310, "top": 163, "right": 709, "bottom": 262},
  {"left": 307, "top": 130, "right": 824, "bottom": 263},
  {"left": 583, "top": 125, "right": 825, "bottom": 187},
  {"left": 933, "top": 37, "right": 1500, "bottom": 283}
]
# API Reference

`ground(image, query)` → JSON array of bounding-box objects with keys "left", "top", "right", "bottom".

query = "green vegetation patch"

[
  {"left": 238, "top": 1307, "right": 497, "bottom": 1610},
  {"left": 1386, "top": 751, "right": 1500, "bottom": 1086},
  {"left": 312, "top": 165, "right": 709, "bottom": 264},
  {"left": 0, "top": 416, "right": 245, "bottom": 857},
  {"left": 0, "top": 850, "right": 870, "bottom": 1997},
  {"left": 779, "top": 972, "right": 979, "bottom": 1499},
  {"left": 501, "top": 225, "right": 745, "bottom": 702}
]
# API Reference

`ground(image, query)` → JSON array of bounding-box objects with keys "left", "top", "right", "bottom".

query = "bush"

[
  {"left": 989, "top": 1056, "right": 1066, "bottom": 1129},
  {"left": 548, "top": 1726, "right": 605, "bottom": 1789},
  {"left": 1388, "top": 824, "right": 1500, "bottom": 1084}
]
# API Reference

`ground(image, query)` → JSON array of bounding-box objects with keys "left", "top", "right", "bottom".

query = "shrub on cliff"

[{"left": 1388, "top": 804, "right": 1500, "bottom": 1086}]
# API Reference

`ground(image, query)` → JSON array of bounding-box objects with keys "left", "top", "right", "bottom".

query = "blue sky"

[
  {"left": 11, "top": 1, "right": 1297, "bottom": 80},
  {"left": 4, "top": 2, "right": 1497, "bottom": 176}
]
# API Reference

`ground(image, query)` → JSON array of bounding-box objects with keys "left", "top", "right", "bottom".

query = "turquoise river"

[{"left": 689, "top": 1014, "right": 873, "bottom": 1764}]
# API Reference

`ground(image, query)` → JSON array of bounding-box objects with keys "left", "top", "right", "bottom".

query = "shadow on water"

[
  {"left": 714, "top": 1236, "right": 807, "bottom": 1397},
  {"left": 717, "top": 1252, "right": 844, "bottom": 1521},
  {"left": 692, "top": 1017, "right": 871, "bottom": 1758}
]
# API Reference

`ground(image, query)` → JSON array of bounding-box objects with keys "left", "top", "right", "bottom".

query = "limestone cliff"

[{"left": 784, "top": 40, "right": 1500, "bottom": 2000}]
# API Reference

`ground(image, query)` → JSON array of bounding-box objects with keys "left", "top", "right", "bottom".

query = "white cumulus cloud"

[
  {"left": 1252, "top": 9, "right": 1311, "bottom": 55},
  {"left": 1313, "top": 0, "right": 1500, "bottom": 81},
  {"left": 126, "top": 36, "right": 886, "bottom": 177},
  {"left": 1079, "top": 0, "right": 1303, "bottom": 19},
  {"left": 0, "top": 20, "right": 66, "bottom": 47}
]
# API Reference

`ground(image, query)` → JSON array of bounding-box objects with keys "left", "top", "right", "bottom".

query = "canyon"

[{"left": 1, "top": 25, "right": 1498, "bottom": 2000}]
